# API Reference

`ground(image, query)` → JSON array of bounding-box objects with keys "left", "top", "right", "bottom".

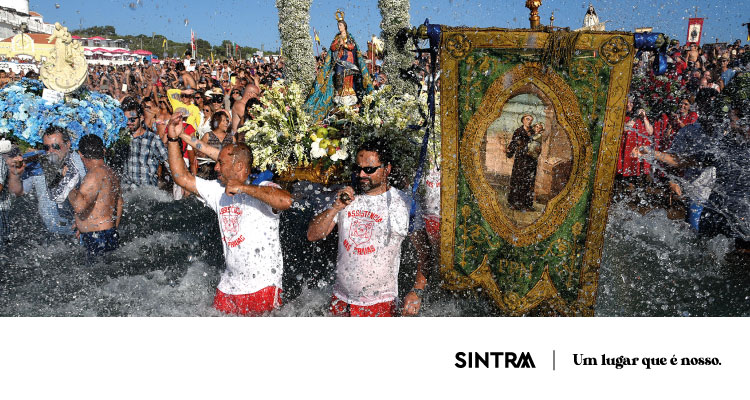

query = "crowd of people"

[
  {"left": 0, "top": 47, "right": 434, "bottom": 317},
  {"left": 616, "top": 39, "right": 750, "bottom": 252},
  {"left": 0, "top": 33, "right": 747, "bottom": 317}
]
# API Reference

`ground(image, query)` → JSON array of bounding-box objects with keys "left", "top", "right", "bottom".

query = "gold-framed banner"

[{"left": 439, "top": 28, "right": 634, "bottom": 316}]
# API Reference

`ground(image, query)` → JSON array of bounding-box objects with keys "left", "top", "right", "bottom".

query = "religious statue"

[
  {"left": 304, "top": 10, "right": 373, "bottom": 122},
  {"left": 40, "top": 22, "right": 88, "bottom": 93},
  {"left": 583, "top": 4, "right": 599, "bottom": 28},
  {"left": 577, "top": 3, "right": 607, "bottom": 32}
]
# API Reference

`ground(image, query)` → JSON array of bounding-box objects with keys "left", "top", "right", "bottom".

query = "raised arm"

[
  {"left": 166, "top": 115, "right": 198, "bottom": 194},
  {"left": 6, "top": 158, "right": 24, "bottom": 196},
  {"left": 180, "top": 131, "right": 220, "bottom": 161}
]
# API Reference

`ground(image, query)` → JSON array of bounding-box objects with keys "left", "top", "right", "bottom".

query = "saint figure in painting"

[{"left": 506, "top": 114, "right": 542, "bottom": 211}]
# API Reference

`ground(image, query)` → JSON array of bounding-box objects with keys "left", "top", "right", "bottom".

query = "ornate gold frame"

[
  {"left": 439, "top": 28, "right": 634, "bottom": 316},
  {"left": 460, "top": 63, "right": 592, "bottom": 247}
]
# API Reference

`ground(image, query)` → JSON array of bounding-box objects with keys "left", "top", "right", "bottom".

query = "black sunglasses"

[
  {"left": 352, "top": 164, "right": 383, "bottom": 174},
  {"left": 43, "top": 143, "right": 62, "bottom": 151}
]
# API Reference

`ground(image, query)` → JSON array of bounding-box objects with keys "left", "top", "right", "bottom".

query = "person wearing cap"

[
  {"left": 67, "top": 135, "right": 123, "bottom": 256},
  {"left": 0, "top": 139, "right": 23, "bottom": 248}
]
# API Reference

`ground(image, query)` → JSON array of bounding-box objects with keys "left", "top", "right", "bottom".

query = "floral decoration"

[
  {"left": 629, "top": 71, "right": 686, "bottom": 118},
  {"left": 0, "top": 78, "right": 125, "bottom": 149},
  {"left": 238, "top": 80, "right": 316, "bottom": 172}
]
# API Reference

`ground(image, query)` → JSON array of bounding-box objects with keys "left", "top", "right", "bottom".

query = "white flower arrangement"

[
  {"left": 238, "top": 80, "right": 440, "bottom": 182},
  {"left": 238, "top": 80, "right": 314, "bottom": 172}
]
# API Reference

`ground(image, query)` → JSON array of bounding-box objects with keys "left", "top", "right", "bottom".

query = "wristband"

[{"left": 167, "top": 136, "right": 180, "bottom": 143}]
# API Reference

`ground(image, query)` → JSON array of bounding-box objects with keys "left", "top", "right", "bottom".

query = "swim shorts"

[
  {"left": 80, "top": 227, "right": 119, "bottom": 256},
  {"left": 213, "top": 286, "right": 282, "bottom": 316},
  {"left": 329, "top": 295, "right": 395, "bottom": 317},
  {"left": 423, "top": 215, "right": 440, "bottom": 242}
]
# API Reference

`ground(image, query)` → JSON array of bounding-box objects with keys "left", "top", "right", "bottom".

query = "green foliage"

[{"left": 70, "top": 25, "right": 270, "bottom": 60}]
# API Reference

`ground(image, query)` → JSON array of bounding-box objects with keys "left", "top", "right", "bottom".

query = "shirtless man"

[
  {"left": 686, "top": 43, "right": 700, "bottom": 67},
  {"left": 67, "top": 135, "right": 123, "bottom": 256}
]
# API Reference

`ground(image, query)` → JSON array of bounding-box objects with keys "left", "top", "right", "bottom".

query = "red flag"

[{"left": 686, "top": 18, "right": 704, "bottom": 46}]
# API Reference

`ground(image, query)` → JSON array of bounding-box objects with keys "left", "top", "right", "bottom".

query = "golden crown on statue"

[{"left": 335, "top": 9, "right": 345, "bottom": 22}]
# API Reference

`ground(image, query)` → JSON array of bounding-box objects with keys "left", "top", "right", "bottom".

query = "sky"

[{"left": 31, "top": 0, "right": 750, "bottom": 53}]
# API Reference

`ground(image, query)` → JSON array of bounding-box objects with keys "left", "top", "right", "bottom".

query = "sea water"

[{"left": 0, "top": 186, "right": 747, "bottom": 317}]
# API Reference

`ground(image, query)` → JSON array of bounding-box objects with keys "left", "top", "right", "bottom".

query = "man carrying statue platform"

[{"left": 6, "top": 126, "right": 87, "bottom": 236}]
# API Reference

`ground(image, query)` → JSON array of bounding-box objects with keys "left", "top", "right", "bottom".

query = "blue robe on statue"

[{"left": 304, "top": 33, "right": 374, "bottom": 123}]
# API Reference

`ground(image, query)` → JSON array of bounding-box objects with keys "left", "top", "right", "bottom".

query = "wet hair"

[
  {"left": 42, "top": 125, "right": 71, "bottom": 143},
  {"left": 78, "top": 135, "right": 105, "bottom": 160},
  {"left": 121, "top": 96, "right": 143, "bottom": 116},
  {"left": 356, "top": 137, "right": 392, "bottom": 167},
  {"left": 175, "top": 62, "right": 185, "bottom": 72},
  {"left": 227, "top": 143, "right": 253, "bottom": 172}
]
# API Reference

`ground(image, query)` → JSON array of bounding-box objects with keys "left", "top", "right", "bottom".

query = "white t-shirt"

[
  {"left": 422, "top": 167, "right": 441, "bottom": 216},
  {"left": 333, "top": 187, "right": 423, "bottom": 306},
  {"left": 195, "top": 177, "right": 283, "bottom": 295}
]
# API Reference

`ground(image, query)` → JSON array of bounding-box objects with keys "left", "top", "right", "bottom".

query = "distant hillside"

[{"left": 71, "top": 25, "right": 275, "bottom": 60}]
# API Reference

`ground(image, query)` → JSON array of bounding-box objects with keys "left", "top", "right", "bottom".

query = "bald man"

[{"left": 166, "top": 115, "right": 292, "bottom": 316}]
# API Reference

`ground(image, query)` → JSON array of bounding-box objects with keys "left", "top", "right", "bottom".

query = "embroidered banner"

[
  {"left": 686, "top": 18, "right": 704, "bottom": 47},
  {"left": 439, "top": 28, "right": 635, "bottom": 316}
]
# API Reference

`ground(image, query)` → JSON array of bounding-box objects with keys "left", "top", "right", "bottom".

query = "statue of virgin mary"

[{"left": 304, "top": 10, "right": 373, "bottom": 122}]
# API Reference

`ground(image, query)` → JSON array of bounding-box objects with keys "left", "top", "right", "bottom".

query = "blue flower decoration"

[{"left": 0, "top": 78, "right": 125, "bottom": 148}]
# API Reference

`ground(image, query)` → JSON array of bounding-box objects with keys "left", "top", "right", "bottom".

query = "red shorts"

[
  {"left": 423, "top": 215, "right": 440, "bottom": 242},
  {"left": 213, "top": 286, "right": 282, "bottom": 316},
  {"left": 329, "top": 294, "right": 395, "bottom": 317}
]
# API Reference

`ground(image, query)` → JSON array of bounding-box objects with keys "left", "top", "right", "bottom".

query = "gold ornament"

[
  {"left": 40, "top": 22, "right": 88, "bottom": 93},
  {"left": 335, "top": 9, "right": 345, "bottom": 22}
]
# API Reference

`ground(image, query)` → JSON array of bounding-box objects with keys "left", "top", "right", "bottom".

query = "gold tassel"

[{"left": 540, "top": 30, "right": 581, "bottom": 70}]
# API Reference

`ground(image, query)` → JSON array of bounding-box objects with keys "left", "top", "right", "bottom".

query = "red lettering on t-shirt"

[
  {"left": 226, "top": 235, "right": 245, "bottom": 248},
  {"left": 354, "top": 245, "right": 375, "bottom": 255}
]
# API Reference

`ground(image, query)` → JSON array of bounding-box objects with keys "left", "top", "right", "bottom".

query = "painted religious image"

[{"left": 481, "top": 89, "right": 573, "bottom": 227}]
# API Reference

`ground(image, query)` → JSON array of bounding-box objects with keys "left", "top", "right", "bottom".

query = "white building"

[{"left": 0, "top": 1, "right": 54, "bottom": 39}]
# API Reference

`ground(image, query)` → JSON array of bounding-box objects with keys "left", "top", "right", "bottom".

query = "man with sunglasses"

[
  {"left": 307, "top": 138, "right": 430, "bottom": 317},
  {"left": 6, "top": 126, "right": 87, "bottom": 235},
  {"left": 121, "top": 98, "right": 169, "bottom": 187}
]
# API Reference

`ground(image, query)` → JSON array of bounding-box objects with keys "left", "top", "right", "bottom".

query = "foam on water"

[{"left": 1, "top": 187, "right": 747, "bottom": 317}]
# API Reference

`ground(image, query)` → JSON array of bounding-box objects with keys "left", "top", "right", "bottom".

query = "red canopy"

[
  {"left": 71, "top": 35, "right": 81, "bottom": 39},
  {"left": 110, "top": 48, "right": 130, "bottom": 54},
  {"left": 90, "top": 48, "right": 107, "bottom": 53},
  {"left": 87, "top": 36, "right": 107, "bottom": 40},
  {"left": 133, "top": 49, "right": 152, "bottom": 55}
]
